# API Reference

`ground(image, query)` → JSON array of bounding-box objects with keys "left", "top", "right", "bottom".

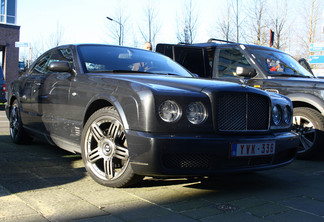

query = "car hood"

[
  {"left": 266, "top": 76, "right": 324, "bottom": 90},
  {"left": 91, "top": 73, "right": 266, "bottom": 95}
]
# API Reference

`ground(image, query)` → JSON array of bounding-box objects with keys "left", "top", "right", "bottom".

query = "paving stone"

[
  {"left": 181, "top": 205, "right": 223, "bottom": 219},
  {"left": 0, "top": 185, "right": 11, "bottom": 197},
  {"left": 228, "top": 197, "right": 269, "bottom": 209},
  {"left": 200, "top": 211, "right": 267, "bottom": 222},
  {"left": 244, "top": 202, "right": 291, "bottom": 218},
  {"left": 162, "top": 199, "right": 212, "bottom": 212},
  {"left": 266, "top": 210, "right": 324, "bottom": 222},
  {"left": 281, "top": 196, "right": 324, "bottom": 216},
  {"left": 132, "top": 213, "right": 198, "bottom": 222},
  {"left": 16, "top": 188, "right": 108, "bottom": 221},
  {"left": 0, "top": 194, "right": 38, "bottom": 218},
  {"left": 0, "top": 214, "right": 48, "bottom": 222},
  {"left": 74, "top": 215, "right": 125, "bottom": 222},
  {"left": 101, "top": 200, "right": 173, "bottom": 221},
  {"left": 70, "top": 187, "right": 142, "bottom": 206}
]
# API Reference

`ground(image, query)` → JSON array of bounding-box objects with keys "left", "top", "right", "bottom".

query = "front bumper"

[{"left": 126, "top": 130, "right": 299, "bottom": 177}]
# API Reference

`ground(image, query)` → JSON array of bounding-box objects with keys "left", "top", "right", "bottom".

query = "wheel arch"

[
  {"left": 6, "top": 95, "right": 18, "bottom": 117},
  {"left": 289, "top": 94, "right": 324, "bottom": 116},
  {"left": 83, "top": 97, "right": 131, "bottom": 130}
]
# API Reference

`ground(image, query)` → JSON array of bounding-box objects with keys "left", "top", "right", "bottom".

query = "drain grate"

[{"left": 216, "top": 203, "right": 239, "bottom": 212}]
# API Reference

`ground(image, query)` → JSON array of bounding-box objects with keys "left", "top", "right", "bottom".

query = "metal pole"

[{"left": 106, "top": 17, "right": 124, "bottom": 46}]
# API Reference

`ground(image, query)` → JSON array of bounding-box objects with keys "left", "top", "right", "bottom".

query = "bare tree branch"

[
  {"left": 297, "top": 0, "right": 323, "bottom": 58},
  {"left": 246, "top": 0, "right": 269, "bottom": 45},
  {"left": 269, "top": 0, "right": 289, "bottom": 50},
  {"left": 139, "top": 0, "right": 161, "bottom": 47},
  {"left": 176, "top": 0, "right": 199, "bottom": 44}
]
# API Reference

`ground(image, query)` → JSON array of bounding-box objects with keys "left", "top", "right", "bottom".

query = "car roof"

[{"left": 157, "top": 41, "right": 285, "bottom": 54}]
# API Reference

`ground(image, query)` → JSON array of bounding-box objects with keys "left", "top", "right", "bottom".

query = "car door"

[
  {"left": 40, "top": 47, "right": 75, "bottom": 141},
  {"left": 19, "top": 53, "right": 51, "bottom": 132},
  {"left": 213, "top": 46, "right": 261, "bottom": 87}
]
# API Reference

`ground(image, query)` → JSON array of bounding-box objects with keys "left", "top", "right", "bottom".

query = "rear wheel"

[
  {"left": 81, "top": 107, "right": 143, "bottom": 188},
  {"left": 9, "top": 100, "right": 32, "bottom": 144},
  {"left": 293, "top": 107, "right": 324, "bottom": 159}
]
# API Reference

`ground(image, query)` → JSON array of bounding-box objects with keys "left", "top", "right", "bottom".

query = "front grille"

[
  {"left": 217, "top": 93, "right": 269, "bottom": 131},
  {"left": 163, "top": 153, "right": 210, "bottom": 169},
  {"left": 162, "top": 153, "right": 273, "bottom": 170}
]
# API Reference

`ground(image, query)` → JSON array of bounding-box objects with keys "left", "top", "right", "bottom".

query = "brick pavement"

[{"left": 1, "top": 109, "right": 324, "bottom": 221}]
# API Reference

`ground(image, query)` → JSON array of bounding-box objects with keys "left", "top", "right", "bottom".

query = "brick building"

[{"left": 0, "top": 0, "right": 19, "bottom": 84}]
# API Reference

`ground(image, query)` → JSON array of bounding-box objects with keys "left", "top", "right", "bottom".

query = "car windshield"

[
  {"left": 250, "top": 48, "right": 314, "bottom": 78},
  {"left": 77, "top": 45, "right": 193, "bottom": 77}
]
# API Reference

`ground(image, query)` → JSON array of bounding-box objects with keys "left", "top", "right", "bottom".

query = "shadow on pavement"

[
  {"left": 0, "top": 135, "right": 86, "bottom": 195},
  {"left": 1, "top": 128, "right": 324, "bottom": 195}
]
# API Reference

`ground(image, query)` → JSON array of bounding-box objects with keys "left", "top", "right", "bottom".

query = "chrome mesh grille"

[{"left": 217, "top": 93, "right": 269, "bottom": 131}]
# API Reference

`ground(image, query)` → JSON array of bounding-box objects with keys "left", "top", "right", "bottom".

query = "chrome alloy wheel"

[
  {"left": 9, "top": 104, "right": 20, "bottom": 140},
  {"left": 84, "top": 115, "right": 129, "bottom": 181},
  {"left": 293, "top": 115, "right": 315, "bottom": 154}
]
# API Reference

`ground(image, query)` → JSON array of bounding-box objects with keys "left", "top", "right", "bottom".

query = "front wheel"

[
  {"left": 9, "top": 100, "right": 32, "bottom": 144},
  {"left": 293, "top": 107, "right": 324, "bottom": 159},
  {"left": 81, "top": 107, "right": 143, "bottom": 188}
]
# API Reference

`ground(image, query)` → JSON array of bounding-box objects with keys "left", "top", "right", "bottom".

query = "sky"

[
  {"left": 16, "top": 0, "right": 324, "bottom": 61},
  {"left": 17, "top": 0, "right": 217, "bottom": 52}
]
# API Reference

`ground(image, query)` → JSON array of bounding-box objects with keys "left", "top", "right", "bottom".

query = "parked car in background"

[
  {"left": 157, "top": 39, "right": 324, "bottom": 159},
  {"left": 0, "top": 66, "right": 6, "bottom": 104},
  {"left": 6, "top": 44, "right": 298, "bottom": 188}
]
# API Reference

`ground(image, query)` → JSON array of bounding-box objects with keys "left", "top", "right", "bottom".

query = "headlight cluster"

[
  {"left": 272, "top": 105, "right": 292, "bottom": 126},
  {"left": 159, "top": 100, "right": 207, "bottom": 124}
]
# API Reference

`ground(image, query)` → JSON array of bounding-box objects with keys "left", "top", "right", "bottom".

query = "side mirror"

[
  {"left": 236, "top": 66, "right": 257, "bottom": 78},
  {"left": 48, "top": 61, "right": 72, "bottom": 73}
]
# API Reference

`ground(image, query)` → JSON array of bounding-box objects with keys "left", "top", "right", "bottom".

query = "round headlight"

[
  {"left": 159, "top": 100, "right": 181, "bottom": 122},
  {"left": 272, "top": 105, "right": 282, "bottom": 125},
  {"left": 283, "top": 106, "right": 291, "bottom": 124},
  {"left": 186, "top": 102, "right": 207, "bottom": 124}
]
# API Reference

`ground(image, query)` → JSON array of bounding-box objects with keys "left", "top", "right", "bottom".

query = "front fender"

[
  {"left": 288, "top": 93, "right": 324, "bottom": 115},
  {"left": 83, "top": 93, "right": 135, "bottom": 130}
]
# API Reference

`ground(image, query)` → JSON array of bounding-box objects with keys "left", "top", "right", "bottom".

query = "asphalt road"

[{"left": 1, "top": 107, "right": 324, "bottom": 221}]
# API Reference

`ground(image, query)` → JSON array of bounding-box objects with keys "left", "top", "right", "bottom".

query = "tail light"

[{"left": 2, "top": 84, "right": 5, "bottom": 92}]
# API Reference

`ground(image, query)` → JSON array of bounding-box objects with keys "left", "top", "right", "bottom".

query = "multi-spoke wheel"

[
  {"left": 81, "top": 107, "right": 143, "bottom": 188},
  {"left": 9, "top": 100, "right": 32, "bottom": 144},
  {"left": 293, "top": 107, "right": 324, "bottom": 159}
]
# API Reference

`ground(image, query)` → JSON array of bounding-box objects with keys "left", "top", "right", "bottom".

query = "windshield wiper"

[
  {"left": 90, "top": 70, "right": 183, "bottom": 76},
  {"left": 91, "top": 70, "right": 153, "bottom": 74},
  {"left": 269, "top": 73, "right": 311, "bottom": 78}
]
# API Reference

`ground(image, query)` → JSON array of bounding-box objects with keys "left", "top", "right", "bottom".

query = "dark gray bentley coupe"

[{"left": 6, "top": 44, "right": 298, "bottom": 187}]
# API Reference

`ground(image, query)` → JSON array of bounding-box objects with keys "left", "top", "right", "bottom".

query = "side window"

[
  {"left": 174, "top": 47, "right": 206, "bottom": 77},
  {"left": 30, "top": 48, "right": 73, "bottom": 75},
  {"left": 30, "top": 54, "right": 51, "bottom": 74},
  {"left": 47, "top": 48, "right": 74, "bottom": 73},
  {"left": 215, "top": 48, "right": 251, "bottom": 78}
]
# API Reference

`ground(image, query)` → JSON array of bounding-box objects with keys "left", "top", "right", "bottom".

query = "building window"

[{"left": 0, "top": 0, "right": 16, "bottom": 24}]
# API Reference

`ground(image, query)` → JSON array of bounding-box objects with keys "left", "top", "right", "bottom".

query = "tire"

[
  {"left": 9, "top": 100, "right": 33, "bottom": 144},
  {"left": 293, "top": 107, "right": 324, "bottom": 159},
  {"left": 81, "top": 107, "right": 143, "bottom": 188}
]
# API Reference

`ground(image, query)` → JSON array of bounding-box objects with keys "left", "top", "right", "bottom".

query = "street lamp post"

[{"left": 106, "top": 16, "right": 124, "bottom": 46}]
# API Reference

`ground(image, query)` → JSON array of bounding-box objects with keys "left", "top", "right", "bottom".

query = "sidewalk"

[{"left": 1, "top": 110, "right": 324, "bottom": 221}]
